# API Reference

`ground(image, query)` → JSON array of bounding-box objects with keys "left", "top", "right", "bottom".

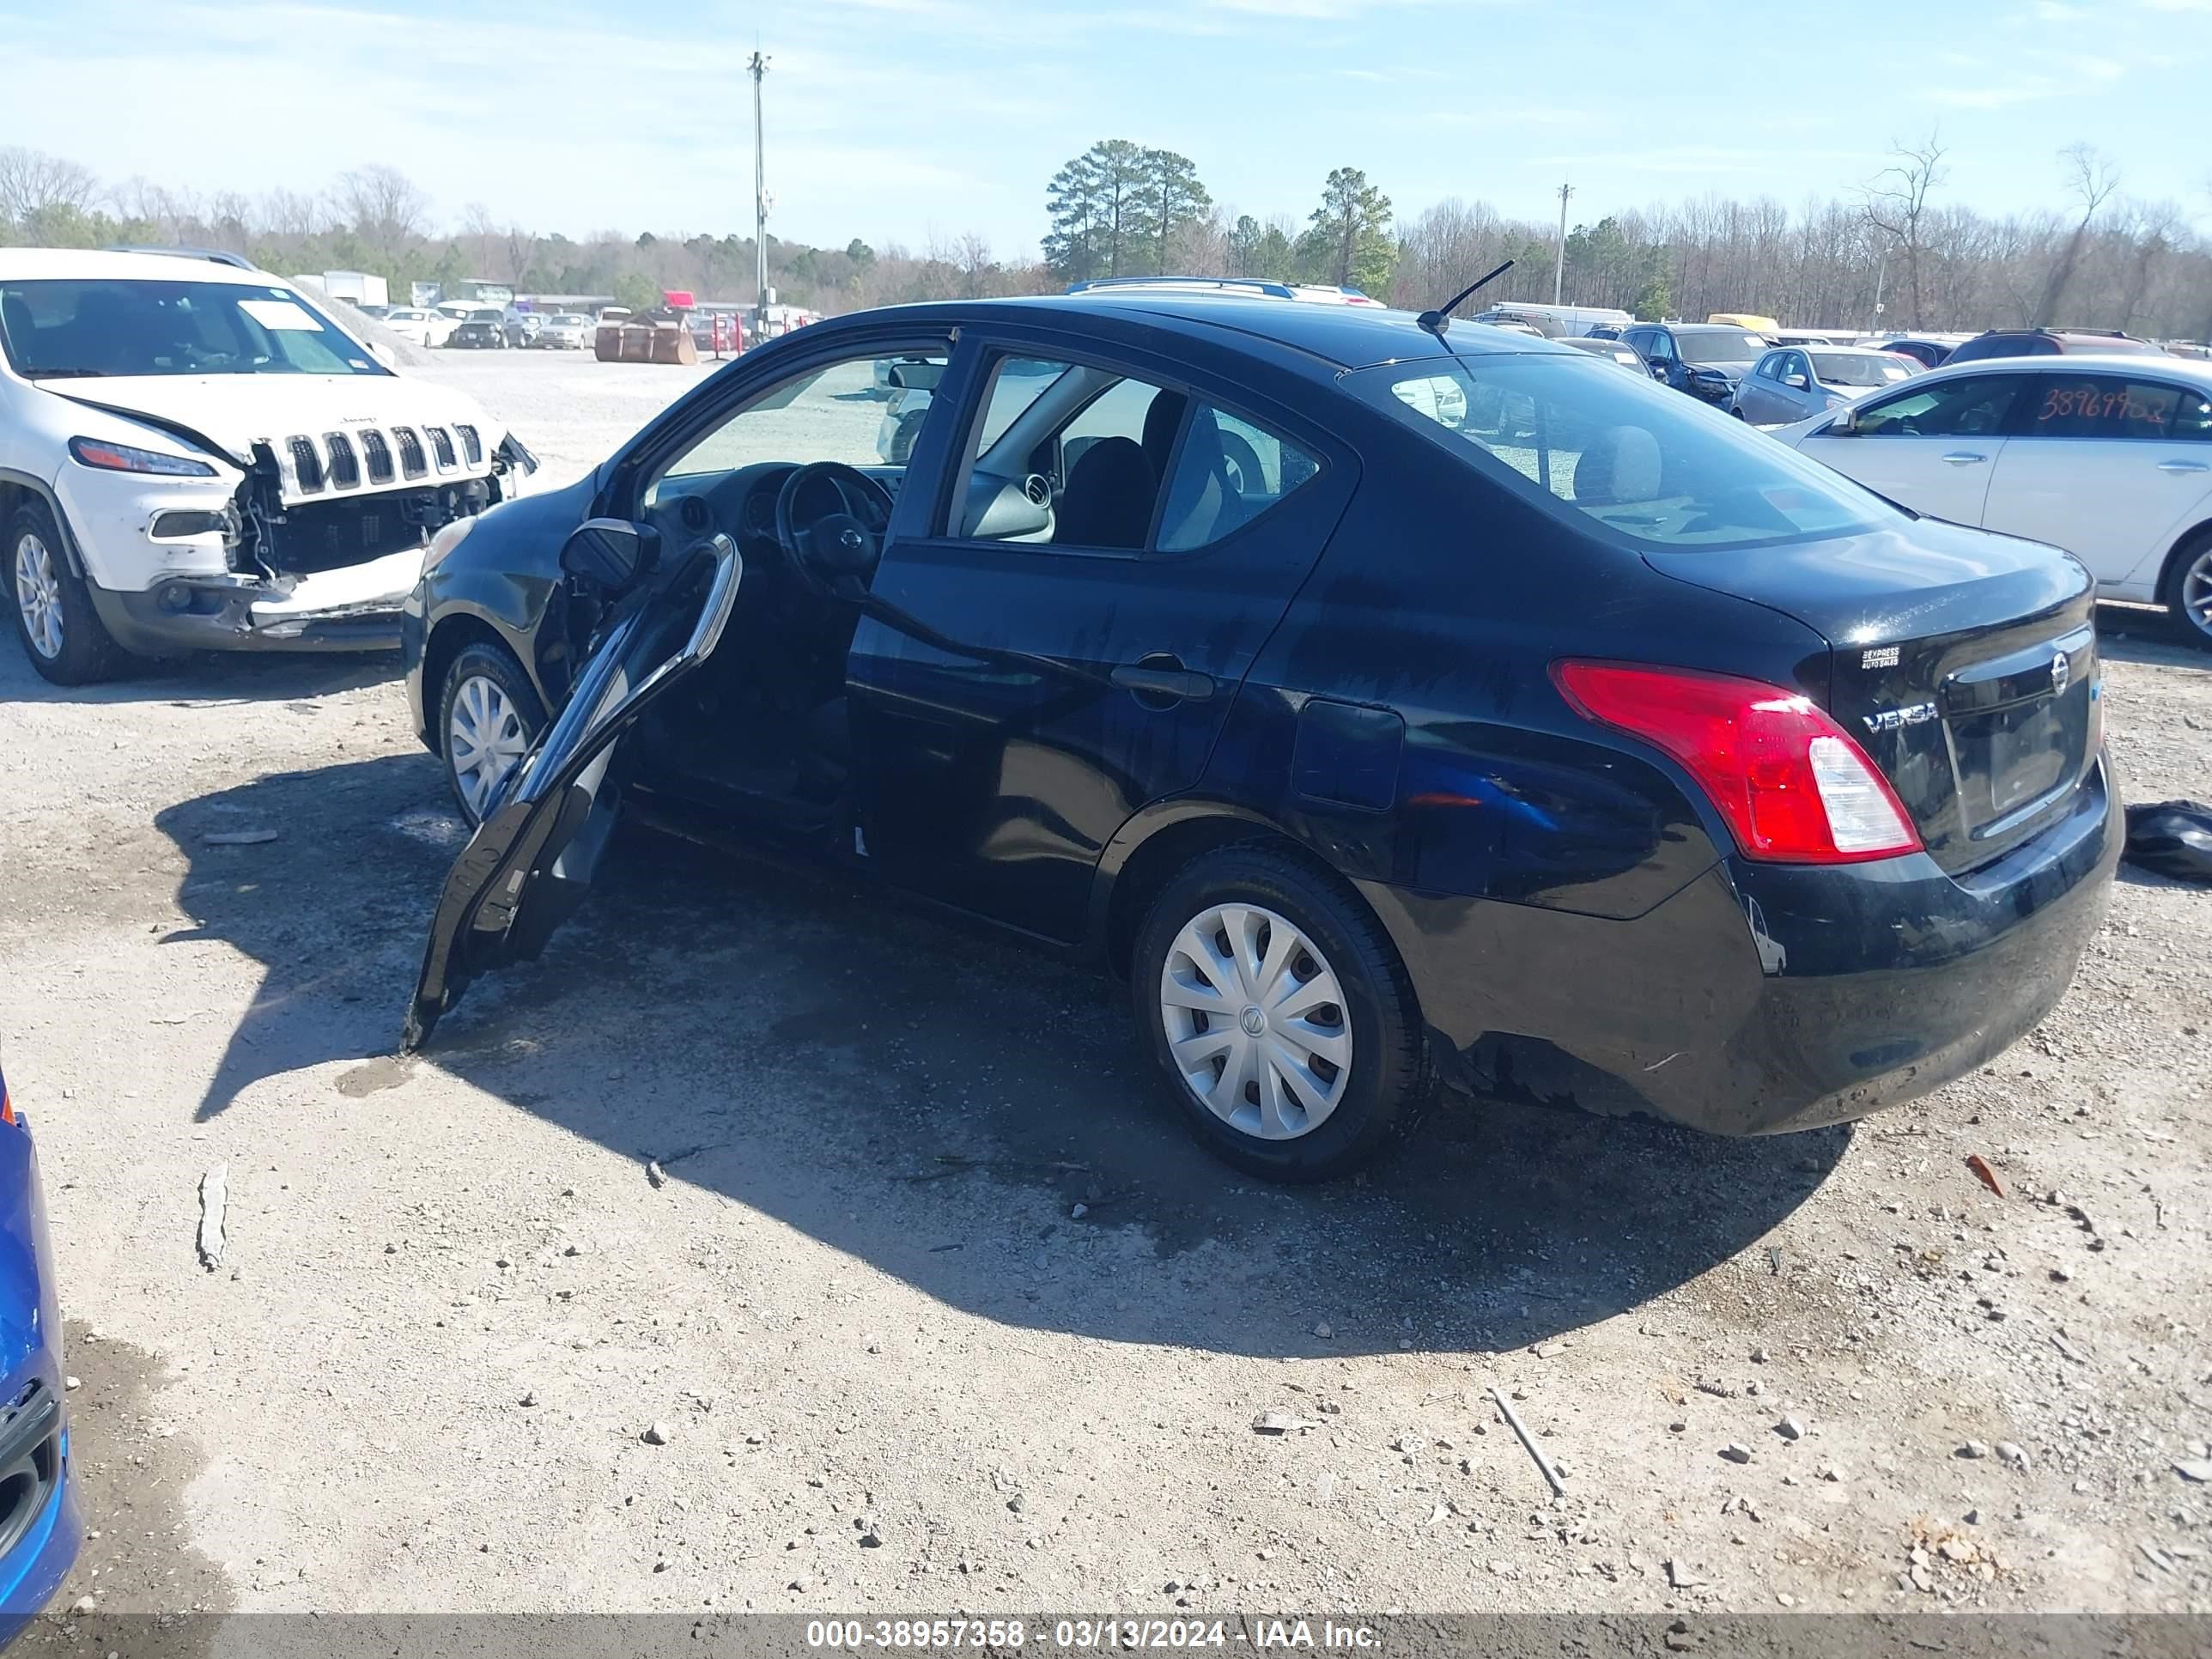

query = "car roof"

[
  {"left": 0, "top": 246, "right": 278, "bottom": 285},
  {"left": 1905, "top": 351, "right": 2212, "bottom": 386},
  {"left": 858, "top": 291, "right": 1573, "bottom": 372}
]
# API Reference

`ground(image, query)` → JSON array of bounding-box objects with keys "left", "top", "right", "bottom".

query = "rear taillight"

[{"left": 1553, "top": 659, "right": 1922, "bottom": 865}]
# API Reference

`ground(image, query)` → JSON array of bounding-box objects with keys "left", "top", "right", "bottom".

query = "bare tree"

[
  {"left": 258, "top": 187, "right": 327, "bottom": 240},
  {"left": 0, "top": 147, "right": 99, "bottom": 225},
  {"left": 2032, "top": 143, "right": 2121, "bottom": 326},
  {"left": 953, "top": 231, "right": 994, "bottom": 297},
  {"left": 1862, "top": 127, "right": 1948, "bottom": 330},
  {"left": 337, "top": 165, "right": 428, "bottom": 260},
  {"left": 2113, "top": 198, "right": 2181, "bottom": 330}
]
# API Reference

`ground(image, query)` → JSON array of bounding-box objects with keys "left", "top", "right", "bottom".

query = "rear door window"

[
  {"left": 2022, "top": 375, "right": 2196, "bottom": 441},
  {"left": 954, "top": 350, "right": 1321, "bottom": 554},
  {"left": 1851, "top": 374, "right": 2026, "bottom": 438}
]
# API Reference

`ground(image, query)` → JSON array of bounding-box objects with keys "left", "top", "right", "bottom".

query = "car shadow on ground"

[
  {"left": 155, "top": 753, "right": 1847, "bottom": 1360},
  {"left": 0, "top": 645, "right": 400, "bottom": 707},
  {"left": 2094, "top": 603, "right": 2208, "bottom": 670}
]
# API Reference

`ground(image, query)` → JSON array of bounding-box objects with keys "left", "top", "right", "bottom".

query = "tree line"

[{"left": 4, "top": 133, "right": 2208, "bottom": 340}]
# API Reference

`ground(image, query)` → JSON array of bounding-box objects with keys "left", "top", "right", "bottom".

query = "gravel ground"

[{"left": 2, "top": 354, "right": 2207, "bottom": 1632}]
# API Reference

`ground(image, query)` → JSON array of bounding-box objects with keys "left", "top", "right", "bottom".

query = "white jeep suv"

[{"left": 1, "top": 248, "right": 533, "bottom": 684}]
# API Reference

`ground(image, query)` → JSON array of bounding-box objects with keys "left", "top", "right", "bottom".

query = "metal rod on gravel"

[{"left": 1490, "top": 1385, "right": 1566, "bottom": 1498}]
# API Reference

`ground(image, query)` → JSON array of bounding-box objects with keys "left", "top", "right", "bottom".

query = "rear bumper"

[{"left": 1371, "top": 752, "right": 2122, "bottom": 1135}]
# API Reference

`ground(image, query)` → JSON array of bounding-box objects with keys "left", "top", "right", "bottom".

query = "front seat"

[
  {"left": 1141, "top": 391, "right": 1188, "bottom": 478},
  {"left": 1054, "top": 435, "right": 1155, "bottom": 550},
  {"left": 1573, "top": 425, "right": 1664, "bottom": 506}
]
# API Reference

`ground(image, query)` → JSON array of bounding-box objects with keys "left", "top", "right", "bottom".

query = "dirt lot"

[{"left": 2, "top": 352, "right": 2208, "bottom": 1628}]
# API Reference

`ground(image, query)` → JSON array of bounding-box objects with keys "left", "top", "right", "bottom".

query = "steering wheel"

[{"left": 774, "top": 462, "right": 895, "bottom": 602}]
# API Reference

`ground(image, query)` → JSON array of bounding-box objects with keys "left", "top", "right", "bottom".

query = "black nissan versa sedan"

[{"left": 398, "top": 292, "right": 2120, "bottom": 1182}]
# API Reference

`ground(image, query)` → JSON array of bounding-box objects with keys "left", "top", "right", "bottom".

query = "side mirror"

[
  {"left": 887, "top": 360, "right": 943, "bottom": 392},
  {"left": 365, "top": 339, "right": 397, "bottom": 368},
  {"left": 1647, "top": 360, "right": 1668, "bottom": 379},
  {"left": 1828, "top": 405, "right": 1860, "bottom": 436},
  {"left": 1783, "top": 373, "right": 1809, "bottom": 391},
  {"left": 559, "top": 518, "right": 659, "bottom": 592}
]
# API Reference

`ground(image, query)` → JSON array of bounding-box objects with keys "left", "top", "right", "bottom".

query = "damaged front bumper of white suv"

[{"left": 61, "top": 415, "right": 536, "bottom": 655}]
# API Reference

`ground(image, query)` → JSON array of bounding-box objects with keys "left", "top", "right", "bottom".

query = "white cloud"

[{"left": 1924, "top": 76, "right": 2057, "bottom": 109}]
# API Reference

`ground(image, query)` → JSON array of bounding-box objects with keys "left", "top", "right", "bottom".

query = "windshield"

[
  {"left": 1673, "top": 329, "right": 1767, "bottom": 363},
  {"left": 1812, "top": 351, "right": 1913, "bottom": 387},
  {"left": 0, "top": 278, "right": 388, "bottom": 379},
  {"left": 1353, "top": 356, "right": 1889, "bottom": 552}
]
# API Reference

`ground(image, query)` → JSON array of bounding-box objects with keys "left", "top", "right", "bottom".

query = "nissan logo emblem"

[{"left": 2051, "top": 651, "right": 2069, "bottom": 696}]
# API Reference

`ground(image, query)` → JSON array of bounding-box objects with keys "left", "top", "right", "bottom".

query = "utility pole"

[
  {"left": 1553, "top": 180, "right": 1573, "bottom": 305},
  {"left": 749, "top": 49, "right": 769, "bottom": 343}
]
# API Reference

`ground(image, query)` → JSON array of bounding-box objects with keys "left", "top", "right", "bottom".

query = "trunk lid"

[{"left": 1648, "top": 520, "right": 2100, "bottom": 873}]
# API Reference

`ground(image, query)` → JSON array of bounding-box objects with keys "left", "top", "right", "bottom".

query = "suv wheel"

[
  {"left": 440, "top": 641, "right": 546, "bottom": 823},
  {"left": 2163, "top": 529, "right": 2212, "bottom": 650},
  {"left": 5, "top": 500, "right": 125, "bottom": 684},
  {"left": 1132, "top": 845, "right": 1433, "bottom": 1182}
]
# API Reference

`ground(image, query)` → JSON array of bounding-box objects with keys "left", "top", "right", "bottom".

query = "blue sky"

[{"left": 6, "top": 0, "right": 2209, "bottom": 257}]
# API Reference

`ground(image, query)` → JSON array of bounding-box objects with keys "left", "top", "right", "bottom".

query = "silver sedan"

[{"left": 1732, "top": 345, "right": 1917, "bottom": 426}]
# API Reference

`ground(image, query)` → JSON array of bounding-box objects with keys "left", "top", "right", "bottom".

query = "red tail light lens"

[{"left": 1553, "top": 659, "right": 1922, "bottom": 865}]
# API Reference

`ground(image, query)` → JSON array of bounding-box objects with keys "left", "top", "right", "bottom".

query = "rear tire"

[
  {"left": 2160, "top": 528, "right": 2212, "bottom": 650},
  {"left": 1131, "top": 844, "right": 1433, "bottom": 1182},
  {"left": 439, "top": 640, "right": 546, "bottom": 824},
  {"left": 6, "top": 500, "right": 126, "bottom": 685}
]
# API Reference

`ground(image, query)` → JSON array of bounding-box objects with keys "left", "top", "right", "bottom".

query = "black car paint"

[{"left": 404, "top": 294, "right": 2120, "bottom": 1138}]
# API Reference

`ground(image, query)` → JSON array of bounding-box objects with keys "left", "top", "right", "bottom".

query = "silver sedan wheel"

[
  {"left": 13, "top": 532, "right": 64, "bottom": 660},
  {"left": 447, "top": 673, "right": 531, "bottom": 819},
  {"left": 2182, "top": 545, "right": 2212, "bottom": 641},
  {"left": 1159, "top": 903, "right": 1352, "bottom": 1141}
]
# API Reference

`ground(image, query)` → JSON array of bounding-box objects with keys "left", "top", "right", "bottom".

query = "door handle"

[
  {"left": 1111, "top": 660, "right": 1216, "bottom": 703},
  {"left": 1939, "top": 452, "right": 1987, "bottom": 466},
  {"left": 2155, "top": 459, "right": 2209, "bottom": 474}
]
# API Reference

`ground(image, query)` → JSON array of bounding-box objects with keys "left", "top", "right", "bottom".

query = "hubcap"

[
  {"left": 1160, "top": 903, "right": 1352, "bottom": 1141},
  {"left": 12, "top": 533, "right": 64, "bottom": 659},
  {"left": 2183, "top": 547, "right": 2212, "bottom": 640},
  {"left": 447, "top": 674, "right": 531, "bottom": 818}
]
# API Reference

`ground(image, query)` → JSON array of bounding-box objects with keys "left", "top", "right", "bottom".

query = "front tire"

[
  {"left": 1132, "top": 845, "right": 1432, "bottom": 1182},
  {"left": 439, "top": 640, "right": 546, "bottom": 824},
  {"left": 6, "top": 500, "right": 126, "bottom": 685},
  {"left": 2160, "top": 528, "right": 2212, "bottom": 650}
]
